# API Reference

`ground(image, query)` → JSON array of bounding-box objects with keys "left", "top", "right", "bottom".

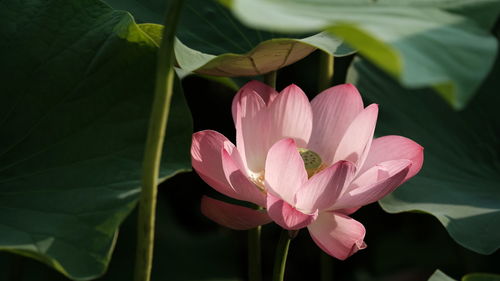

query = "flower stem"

[
  {"left": 133, "top": 1, "right": 184, "bottom": 281},
  {"left": 318, "top": 52, "right": 334, "bottom": 91},
  {"left": 272, "top": 229, "right": 296, "bottom": 281},
  {"left": 248, "top": 226, "right": 262, "bottom": 281},
  {"left": 264, "top": 71, "right": 277, "bottom": 89}
]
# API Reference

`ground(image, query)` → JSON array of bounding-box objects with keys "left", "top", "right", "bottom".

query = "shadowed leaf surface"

[{"left": 0, "top": 0, "right": 192, "bottom": 279}]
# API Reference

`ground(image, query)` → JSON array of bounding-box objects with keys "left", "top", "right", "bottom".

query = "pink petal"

[
  {"left": 295, "top": 161, "right": 356, "bottom": 214},
  {"left": 221, "top": 147, "right": 267, "bottom": 206},
  {"left": 333, "top": 104, "right": 378, "bottom": 169},
  {"left": 191, "top": 130, "right": 238, "bottom": 199},
  {"left": 201, "top": 196, "right": 272, "bottom": 230},
  {"left": 308, "top": 84, "right": 364, "bottom": 165},
  {"left": 231, "top": 80, "right": 278, "bottom": 123},
  {"left": 359, "top": 135, "right": 424, "bottom": 182},
  {"left": 331, "top": 160, "right": 411, "bottom": 210},
  {"left": 267, "top": 193, "right": 317, "bottom": 230},
  {"left": 267, "top": 84, "right": 313, "bottom": 148},
  {"left": 234, "top": 90, "right": 269, "bottom": 173},
  {"left": 232, "top": 80, "right": 278, "bottom": 123},
  {"left": 307, "top": 212, "right": 366, "bottom": 260},
  {"left": 264, "top": 138, "right": 308, "bottom": 204}
]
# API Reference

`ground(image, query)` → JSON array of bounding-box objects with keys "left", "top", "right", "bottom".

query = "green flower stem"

[
  {"left": 133, "top": 1, "right": 184, "bottom": 281},
  {"left": 318, "top": 52, "right": 334, "bottom": 91},
  {"left": 264, "top": 71, "right": 277, "bottom": 89},
  {"left": 272, "top": 229, "right": 297, "bottom": 281},
  {"left": 248, "top": 226, "right": 262, "bottom": 281}
]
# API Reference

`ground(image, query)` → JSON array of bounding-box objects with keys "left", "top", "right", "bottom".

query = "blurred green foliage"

[{"left": 225, "top": 0, "right": 500, "bottom": 108}]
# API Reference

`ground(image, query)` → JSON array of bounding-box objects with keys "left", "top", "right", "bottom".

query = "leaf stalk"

[
  {"left": 318, "top": 52, "right": 334, "bottom": 91},
  {"left": 272, "top": 229, "right": 296, "bottom": 281},
  {"left": 133, "top": 1, "right": 184, "bottom": 281}
]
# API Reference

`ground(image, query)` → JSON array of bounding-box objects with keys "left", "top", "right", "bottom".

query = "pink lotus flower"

[{"left": 191, "top": 81, "right": 423, "bottom": 260}]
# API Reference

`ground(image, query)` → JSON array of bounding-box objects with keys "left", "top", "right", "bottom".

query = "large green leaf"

[
  {"left": 225, "top": 0, "right": 499, "bottom": 108},
  {"left": 348, "top": 54, "right": 500, "bottom": 254},
  {"left": 105, "top": 0, "right": 353, "bottom": 76},
  {"left": 0, "top": 0, "right": 192, "bottom": 279}
]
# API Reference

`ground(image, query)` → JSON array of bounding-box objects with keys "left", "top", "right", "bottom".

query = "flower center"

[{"left": 297, "top": 148, "right": 323, "bottom": 178}]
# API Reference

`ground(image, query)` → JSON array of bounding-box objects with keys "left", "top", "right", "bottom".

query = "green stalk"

[
  {"left": 263, "top": 71, "right": 277, "bottom": 89},
  {"left": 248, "top": 226, "right": 262, "bottom": 281},
  {"left": 318, "top": 52, "right": 334, "bottom": 92},
  {"left": 272, "top": 230, "right": 296, "bottom": 281},
  {"left": 133, "top": 1, "right": 184, "bottom": 281}
]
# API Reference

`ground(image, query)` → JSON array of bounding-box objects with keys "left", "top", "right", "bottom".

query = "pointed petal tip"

[
  {"left": 191, "top": 130, "right": 216, "bottom": 151},
  {"left": 245, "top": 80, "right": 269, "bottom": 88},
  {"left": 283, "top": 137, "right": 296, "bottom": 146},
  {"left": 361, "top": 103, "right": 379, "bottom": 127},
  {"left": 238, "top": 80, "right": 272, "bottom": 95},
  {"left": 220, "top": 145, "right": 231, "bottom": 160},
  {"left": 232, "top": 80, "right": 277, "bottom": 124},
  {"left": 242, "top": 80, "right": 276, "bottom": 95},
  {"left": 337, "top": 83, "right": 357, "bottom": 90},
  {"left": 320, "top": 83, "right": 361, "bottom": 99},
  {"left": 337, "top": 159, "right": 358, "bottom": 179},
  {"left": 366, "top": 103, "right": 379, "bottom": 111},
  {"left": 336, "top": 159, "right": 356, "bottom": 168},
  {"left": 327, "top": 160, "right": 357, "bottom": 176},
  {"left": 281, "top": 83, "right": 305, "bottom": 95},
  {"left": 337, "top": 240, "right": 367, "bottom": 261},
  {"left": 269, "top": 137, "right": 298, "bottom": 150}
]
